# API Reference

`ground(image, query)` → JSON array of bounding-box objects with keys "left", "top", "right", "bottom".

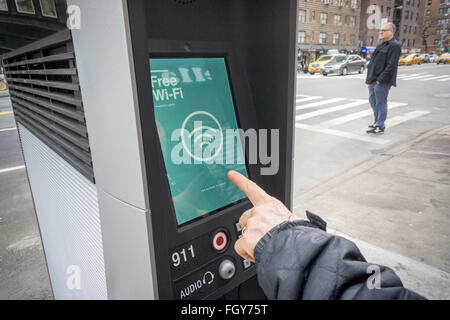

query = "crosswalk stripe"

[
  {"left": 0, "top": 127, "right": 16, "bottom": 132},
  {"left": 402, "top": 74, "right": 433, "bottom": 80},
  {"left": 437, "top": 77, "right": 450, "bottom": 82},
  {"left": 419, "top": 75, "right": 448, "bottom": 81},
  {"left": 296, "top": 99, "right": 367, "bottom": 121},
  {"left": 296, "top": 97, "right": 346, "bottom": 110},
  {"left": 397, "top": 73, "right": 424, "bottom": 79},
  {"left": 296, "top": 94, "right": 309, "bottom": 98},
  {"left": 296, "top": 96, "right": 323, "bottom": 103},
  {"left": 295, "top": 123, "right": 390, "bottom": 145},
  {"left": 318, "top": 102, "right": 407, "bottom": 128},
  {"left": 386, "top": 111, "right": 430, "bottom": 127}
]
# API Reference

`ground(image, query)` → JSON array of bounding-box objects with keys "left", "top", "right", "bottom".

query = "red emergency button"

[{"left": 212, "top": 231, "right": 228, "bottom": 252}]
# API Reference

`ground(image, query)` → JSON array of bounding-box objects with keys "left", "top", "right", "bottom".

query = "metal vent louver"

[{"left": 2, "top": 30, "right": 94, "bottom": 182}]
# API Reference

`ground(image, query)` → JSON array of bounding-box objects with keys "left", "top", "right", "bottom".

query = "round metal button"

[{"left": 218, "top": 259, "right": 236, "bottom": 280}]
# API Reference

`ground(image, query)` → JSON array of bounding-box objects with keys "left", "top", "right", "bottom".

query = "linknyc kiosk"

[{"left": 5, "top": 0, "right": 297, "bottom": 299}]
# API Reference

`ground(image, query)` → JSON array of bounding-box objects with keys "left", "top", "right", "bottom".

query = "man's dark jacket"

[
  {"left": 366, "top": 38, "right": 401, "bottom": 87},
  {"left": 255, "top": 211, "right": 426, "bottom": 300}
]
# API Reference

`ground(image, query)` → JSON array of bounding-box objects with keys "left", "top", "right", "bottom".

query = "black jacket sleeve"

[
  {"left": 254, "top": 211, "right": 426, "bottom": 300},
  {"left": 376, "top": 42, "right": 401, "bottom": 84}
]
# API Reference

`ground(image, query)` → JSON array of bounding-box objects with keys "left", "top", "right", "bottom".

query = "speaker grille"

[{"left": 2, "top": 30, "right": 94, "bottom": 182}]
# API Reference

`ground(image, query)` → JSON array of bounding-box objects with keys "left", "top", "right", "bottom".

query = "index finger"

[{"left": 227, "top": 170, "right": 271, "bottom": 205}]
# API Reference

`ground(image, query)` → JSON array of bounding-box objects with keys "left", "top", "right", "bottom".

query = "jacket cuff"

[{"left": 254, "top": 210, "right": 327, "bottom": 263}]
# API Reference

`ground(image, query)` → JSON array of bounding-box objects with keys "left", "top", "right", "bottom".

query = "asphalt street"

[
  {"left": 0, "top": 93, "right": 53, "bottom": 299},
  {"left": 293, "top": 63, "right": 450, "bottom": 299}
]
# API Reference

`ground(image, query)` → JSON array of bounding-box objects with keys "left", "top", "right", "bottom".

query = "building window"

[
  {"left": 351, "top": 0, "right": 357, "bottom": 8},
  {"left": 312, "top": 10, "right": 315, "bottom": 21},
  {"left": 424, "top": 30, "right": 428, "bottom": 36},
  {"left": 320, "top": 13, "right": 327, "bottom": 24},
  {"left": 333, "top": 33, "right": 339, "bottom": 45},
  {"left": 298, "top": 31, "right": 306, "bottom": 43},
  {"left": 412, "top": 39, "right": 415, "bottom": 47},
  {"left": 337, "top": 0, "right": 344, "bottom": 7},
  {"left": 403, "top": 25, "right": 408, "bottom": 33},
  {"left": 439, "top": 8, "right": 450, "bottom": 15},
  {"left": 299, "top": 9, "right": 306, "bottom": 23},
  {"left": 409, "top": 25, "right": 412, "bottom": 33},
  {"left": 0, "top": 0, "right": 8, "bottom": 11},
  {"left": 14, "top": 0, "right": 36, "bottom": 14},
  {"left": 425, "top": 20, "right": 430, "bottom": 27},
  {"left": 426, "top": 10, "right": 430, "bottom": 16},
  {"left": 414, "top": 26, "right": 417, "bottom": 34},
  {"left": 334, "top": 14, "right": 341, "bottom": 25},
  {"left": 405, "top": 11, "right": 409, "bottom": 19},
  {"left": 350, "top": 34, "right": 355, "bottom": 45},
  {"left": 350, "top": 16, "right": 356, "bottom": 27},
  {"left": 412, "top": 0, "right": 415, "bottom": 6},
  {"left": 406, "top": 0, "right": 410, "bottom": 5},
  {"left": 370, "top": 36, "right": 374, "bottom": 45},
  {"left": 416, "top": 12, "right": 419, "bottom": 21},
  {"left": 320, "top": 32, "right": 327, "bottom": 44},
  {"left": 428, "top": 0, "right": 432, "bottom": 5},
  {"left": 39, "top": 0, "right": 57, "bottom": 18},
  {"left": 386, "top": 7, "right": 391, "bottom": 17}
]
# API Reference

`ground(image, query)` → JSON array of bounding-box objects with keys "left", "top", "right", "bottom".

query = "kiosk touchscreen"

[
  {"left": 144, "top": 42, "right": 262, "bottom": 300},
  {"left": 150, "top": 57, "right": 249, "bottom": 226}
]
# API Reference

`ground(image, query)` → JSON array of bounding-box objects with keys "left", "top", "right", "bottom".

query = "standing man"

[{"left": 366, "top": 23, "right": 401, "bottom": 134}]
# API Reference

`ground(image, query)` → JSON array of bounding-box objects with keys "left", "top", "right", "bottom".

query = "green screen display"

[{"left": 150, "top": 57, "right": 248, "bottom": 226}]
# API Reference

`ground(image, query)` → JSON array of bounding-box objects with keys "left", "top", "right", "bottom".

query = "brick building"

[
  {"left": 421, "top": 0, "right": 450, "bottom": 53},
  {"left": 298, "top": 0, "right": 362, "bottom": 63},
  {"left": 359, "top": 0, "right": 396, "bottom": 50},
  {"left": 393, "top": 0, "right": 426, "bottom": 53}
]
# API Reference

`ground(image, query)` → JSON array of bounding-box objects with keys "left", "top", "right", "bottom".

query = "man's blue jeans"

[{"left": 369, "top": 83, "right": 391, "bottom": 129}]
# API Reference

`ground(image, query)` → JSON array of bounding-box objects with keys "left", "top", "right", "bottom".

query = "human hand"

[{"left": 227, "top": 170, "right": 295, "bottom": 263}]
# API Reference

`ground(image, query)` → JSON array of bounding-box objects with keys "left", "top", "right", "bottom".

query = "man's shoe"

[
  {"left": 368, "top": 123, "right": 376, "bottom": 128},
  {"left": 366, "top": 126, "right": 385, "bottom": 134}
]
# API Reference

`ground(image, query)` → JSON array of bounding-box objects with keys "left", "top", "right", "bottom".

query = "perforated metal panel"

[
  {"left": 2, "top": 30, "right": 94, "bottom": 182},
  {"left": 18, "top": 124, "right": 107, "bottom": 300}
]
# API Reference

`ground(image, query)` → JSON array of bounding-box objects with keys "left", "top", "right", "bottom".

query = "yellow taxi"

[
  {"left": 308, "top": 54, "right": 346, "bottom": 74},
  {"left": 398, "top": 54, "right": 422, "bottom": 66},
  {"left": 436, "top": 53, "right": 450, "bottom": 64}
]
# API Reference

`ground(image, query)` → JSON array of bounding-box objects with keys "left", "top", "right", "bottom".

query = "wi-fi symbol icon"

[{"left": 181, "top": 111, "right": 224, "bottom": 162}]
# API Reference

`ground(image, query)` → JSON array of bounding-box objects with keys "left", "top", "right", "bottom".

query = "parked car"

[
  {"left": 308, "top": 54, "right": 345, "bottom": 74},
  {"left": 0, "top": 73, "right": 7, "bottom": 92},
  {"left": 437, "top": 53, "right": 450, "bottom": 64},
  {"left": 420, "top": 53, "right": 430, "bottom": 63},
  {"left": 398, "top": 54, "right": 422, "bottom": 65},
  {"left": 321, "top": 55, "right": 366, "bottom": 76},
  {"left": 429, "top": 54, "right": 438, "bottom": 63},
  {"left": 365, "top": 56, "right": 371, "bottom": 67}
]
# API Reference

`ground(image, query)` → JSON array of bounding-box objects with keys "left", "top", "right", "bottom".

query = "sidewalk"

[{"left": 293, "top": 125, "right": 450, "bottom": 299}]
